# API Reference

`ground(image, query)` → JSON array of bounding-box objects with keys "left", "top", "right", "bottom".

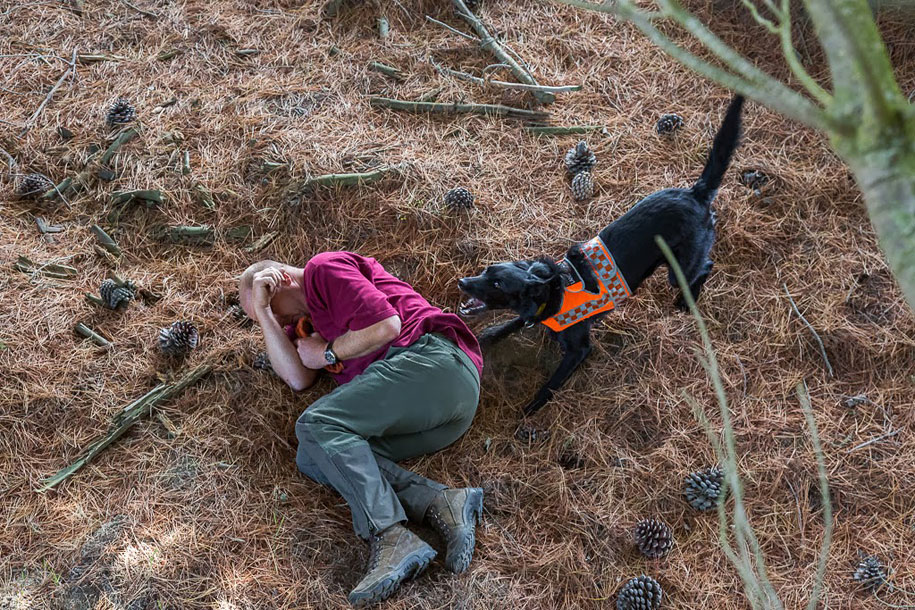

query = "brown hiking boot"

[
  {"left": 424, "top": 487, "right": 483, "bottom": 574},
  {"left": 348, "top": 524, "right": 436, "bottom": 607}
]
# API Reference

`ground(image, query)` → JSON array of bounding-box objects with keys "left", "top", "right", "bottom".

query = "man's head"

[{"left": 239, "top": 260, "right": 307, "bottom": 325}]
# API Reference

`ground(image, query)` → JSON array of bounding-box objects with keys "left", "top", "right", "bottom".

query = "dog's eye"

[{"left": 493, "top": 280, "right": 501, "bottom": 289}]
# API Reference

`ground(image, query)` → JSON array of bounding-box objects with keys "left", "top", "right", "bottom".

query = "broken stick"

[
  {"left": 450, "top": 0, "right": 554, "bottom": 104},
  {"left": 36, "top": 363, "right": 212, "bottom": 492},
  {"left": 370, "top": 96, "right": 549, "bottom": 121}
]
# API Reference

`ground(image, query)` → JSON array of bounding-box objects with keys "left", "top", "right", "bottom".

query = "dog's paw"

[
  {"left": 477, "top": 327, "right": 503, "bottom": 347},
  {"left": 674, "top": 295, "right": 689, "bottom": 312}
]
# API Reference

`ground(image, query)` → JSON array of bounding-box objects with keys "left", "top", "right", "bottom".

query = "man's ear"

[{"left": 281, "top": 271, "right": 292, "bottom": 286}]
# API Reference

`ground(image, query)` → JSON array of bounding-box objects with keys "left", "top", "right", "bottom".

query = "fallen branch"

[
  {"left": 156, "top": 49, "right": 181, "bottom": 61},
  {"left": 370, "top": 96, "right": 549, "bottom": 120},
  {"left": 101, "top": 127, "right": 139, "bottom": 165},
  {"left": 155, "top": 225, "right": 215, "bottom": 245},
  {"left": 90, "top": 224, "right": 121, "bottom": 257},
  {"left": 121, "top": 0, "right": 158, "bottom": 18},
  {"left": 433, "top": 61, "right": 581, "bottom": 94},
  {"left": 244, "top": 231, "right": 278, "bottom": 253},
  {"left": 425, "top": 15, "right": 479, "bottom": 42},
  {"left": 523, "top": 124, "right": 605, "bottom": 135},
  {"left": 36, "top": 363, "right": 212, "bottom": 492},
  {"left": 783, "top": 283, "right": 834, "bottom": 378},
  {"left": 111, "top": 189, "right": 164, "bottom": 206},
  {"left": 298, "top": 165, "right": 403, "bottom": 191},
  {"left": 368, "top": 61, "right": 403, "bottom": 81},
  {"left": 450, "top": 0, "right": 554, "bottom": 104},
  {"left": 35, "top": 217, "right": 64, "bottom": 234},
  {"left": 21, "top": 48, "right": 78, "bottom": 137},
  {"left": 77, "top": 54, "right": 124, "bottom": 64},
  {"left": 846, "top": 429, "right": 900, "bottom": 453},
  {"left": 74, "top": 323, "right": 111, "bottom": 347},
  {"left": 192, "top": 182, "right": 215, "bottom": 209},
  {"left": 15, "top": 255, "right": 77, "bottom": 279}
]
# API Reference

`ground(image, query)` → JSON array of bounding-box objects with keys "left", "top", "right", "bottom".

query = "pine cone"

[
  {"left": 515, "top": 422, "right": 551, "bottom": 443},
  {"left": 656, "top": 113, "right": 684, "bottom": 135},
  {"left": 684, "top": 466, "right": 724, "bottom": 511},
  {"left": 444, "top": 186, "right": 474, "bottom": 210},
  {"left": 617, "top": 575, "right": 663, "bottom": 610},
  {"left": 571, "top": 171, "right": 594, "bottom": 201},
  {"left": 738, "top": 169, "right": 771, "bottom": 193},
  {"left": 252, "top": 351, "right": 273, "bottom": 372},
  {"left": 634, "top": 519, "right": 673, "bottom": 559},
  {"left": 106, "top": 98, "right": 137, "bottom": 127},
  {"left": 16, "top": 173, "right": 54, "bottom": 198},
  {"left": 99, "top": 278, "right": 135, "bottom": 310},
  {"left": 564, "top": 141, "right": 597, "bottom": 175},
  {"left": 853, "top": 554, "right": 888, "bottom": 591},
  {"left": 158, "top": 321, "right": 199, "bottom": 356}
]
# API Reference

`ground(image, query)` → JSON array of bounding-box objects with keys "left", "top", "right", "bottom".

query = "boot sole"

[
  {"left": 445, "top": 488, "right": 484, "bottom": 575},
  {"left": 349, "top": 548, "right": 436, "bottom": 607}
]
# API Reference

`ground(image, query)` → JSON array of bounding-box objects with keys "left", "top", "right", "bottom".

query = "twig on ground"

[
  {"left": 425, "top": 15, "right": 479, "bottom": 42},
  {"left": 74, "top": 323, "right": 111, "bottom": 347},
  {"left": 297, "top": 165, "right": 403, "bottom": 191},
  {"left": 523, "top": 125, "right": 604, "bottom": 135},
  {"left": 90, "top": 225, "right": 122, "bottom": 257},
  {"left": 121, "top": 0, "right": 158, "bottom": 18},
  {"left": 450, "top": 0, "right": 554, "bottom": 104},
  {"left": 370, "top": 96, "right": 550, "bottom": 120},
  {"left": 846, "top": 430, "right": 900, "bottom": 453},
  {"left": 101, "top": 127, "right": 139, "bottom": 165},
  {"left": 21, "top": 48, "right": 78, "bottom": 137},
  {"left": 432, "top": 61, "right": 581, "bottom": 93},
  {"left": 783, "top": 283, "right": 834, "bottom": 377},
  {"left": 36, "top": 363, "right": 212, "bottom": 492},
  {"left": 368, "top": 61, "right": 403, "bottom": 81}
]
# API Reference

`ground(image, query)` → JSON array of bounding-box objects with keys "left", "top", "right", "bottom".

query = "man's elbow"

[{"left": 382, "top": 315, "right": 402, "bottom": 342}]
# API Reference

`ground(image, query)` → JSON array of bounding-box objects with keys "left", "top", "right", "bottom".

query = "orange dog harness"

[{"left": 540, "top": 236, "right": 631, "bottom": 332}]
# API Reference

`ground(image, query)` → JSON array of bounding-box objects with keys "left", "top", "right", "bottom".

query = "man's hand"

[
  {"left": 296, "top": 335, "right": 331, "bottom": 370},
  {"left": 251, "top": 268, "right": 285, "bottom": 311}
]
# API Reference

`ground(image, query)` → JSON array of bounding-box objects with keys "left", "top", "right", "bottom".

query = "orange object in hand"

[{"left": 293, "top": 316, "right": 344, "bottom": 374}]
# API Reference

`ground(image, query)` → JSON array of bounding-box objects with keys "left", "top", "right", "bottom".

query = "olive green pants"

[{"left": 295, "top": 334, "right": 480, "bottom": 539}]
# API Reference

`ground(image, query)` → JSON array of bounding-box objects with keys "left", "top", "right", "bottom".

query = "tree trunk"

[{"left": 845, "top": 145, "right": 915, "bottom": 311}]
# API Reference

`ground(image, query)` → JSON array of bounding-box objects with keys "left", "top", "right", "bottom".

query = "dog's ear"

[
  {"left": 527, "top": 259, "right": 558, "bottom": 284},
  {"left": 566, "top": 244, "right": 600, "bottom": 293}
]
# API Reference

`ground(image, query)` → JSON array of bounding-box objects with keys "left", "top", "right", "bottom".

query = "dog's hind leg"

[
  {"left": 522, "top": 324, "right": 592, "bottom": 416},
  {"left": 478, "top": 316, "right": 525, "bottom": 347},
  {"left": 674, "top": 259, "right": 714, "bottom": 310}
]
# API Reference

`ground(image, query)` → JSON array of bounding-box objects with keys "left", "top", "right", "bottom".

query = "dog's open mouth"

[{"left": 459, "top": 297, "right": 488, "bottom": 317}]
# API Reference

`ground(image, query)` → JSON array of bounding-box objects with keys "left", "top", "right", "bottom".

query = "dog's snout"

[{"left": 458, "top": 278, "right": 468, "bottom": 290}]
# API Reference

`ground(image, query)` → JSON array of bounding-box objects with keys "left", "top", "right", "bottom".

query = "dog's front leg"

[
  {"left": 522, "top": 325, "right": 592, "bottom": 416},
  {"left": 478, "top": 316, "right": 525, "bottom": 347}
]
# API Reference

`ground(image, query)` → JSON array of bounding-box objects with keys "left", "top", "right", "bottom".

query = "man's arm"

[
  {"left": 295, "top": 315, "right": 401, "bottom": 369},
  {"left": 257, "top": 305, "right": 318, "bottom": 392}
]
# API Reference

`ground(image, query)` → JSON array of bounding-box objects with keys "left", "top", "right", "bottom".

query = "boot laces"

[
  {"left": 427, "top": 505, "right": 450, "bottom": 538},
  {"left": 367, "top": 534, "right": 384, "bottom": 572}
]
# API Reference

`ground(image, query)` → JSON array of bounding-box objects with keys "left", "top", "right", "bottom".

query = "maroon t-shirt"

[{"left": 302, "top": 251, "right": 483, "bottom": 384}]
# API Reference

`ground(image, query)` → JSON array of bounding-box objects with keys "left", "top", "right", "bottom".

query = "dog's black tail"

[{"left": 690, "top": 95, "right": 744, "bottom": 206}]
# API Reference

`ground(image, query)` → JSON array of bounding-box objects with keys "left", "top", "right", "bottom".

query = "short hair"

[{"left": 238, "top": 260, "right": 283, "bottom": 311}]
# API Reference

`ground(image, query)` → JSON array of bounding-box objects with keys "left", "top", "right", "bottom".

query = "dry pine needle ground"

[{"left": 1, "top": 1, "right": 914, "bottom": 609}]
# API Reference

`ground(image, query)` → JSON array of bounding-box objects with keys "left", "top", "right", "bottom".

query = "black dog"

[{"left": 458, "top": 95, "right": 745, "bottom": 416}]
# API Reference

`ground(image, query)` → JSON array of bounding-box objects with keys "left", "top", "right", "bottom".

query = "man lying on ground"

[{"left": 239, "top": 251, "right": 484, "bottom": 607}]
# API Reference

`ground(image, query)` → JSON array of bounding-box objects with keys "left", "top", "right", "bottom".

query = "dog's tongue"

[{"left": 459, "top": 297, "right": 487, "bottom": 317}]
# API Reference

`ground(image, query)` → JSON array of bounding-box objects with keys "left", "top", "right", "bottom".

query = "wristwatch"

[{"left": 323, "top": 341, "right": 339, "bottom": 366}]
